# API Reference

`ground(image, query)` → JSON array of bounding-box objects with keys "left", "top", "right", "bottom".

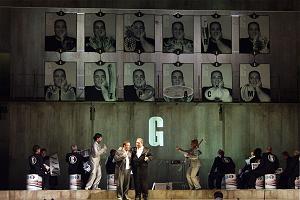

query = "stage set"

[{"left": 0, "top": 0, "right": 300, "bottom": 200}]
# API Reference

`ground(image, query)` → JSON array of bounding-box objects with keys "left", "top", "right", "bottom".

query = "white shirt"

[
  {"left": 136, "top": 146, "right": 144, "bottom": 158},
  {"left": 125, "top": 152, "right": 130, "bottom": 170}
]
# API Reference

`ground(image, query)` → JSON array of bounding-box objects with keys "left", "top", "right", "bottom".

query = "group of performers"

[{"left": 29, "top": 134, "right": 300, "bottom": 200}]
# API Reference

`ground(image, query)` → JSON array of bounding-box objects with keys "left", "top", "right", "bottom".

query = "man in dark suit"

[
  {"left": 66, "top": 144, "right": 84, "bottom": 175},
  {"left": 114, "top": 141, "right": 132, "bottom": 200},
  {"left": 28, "top": 145, "right": 48, "bottom": 189},
  {"left": 208, "top": 149, "right": 235, "bottom": 189},
  {"left": 131, "top": 138, "right": 153, "bottom": 200},
  {"left": 291, "top": 150, "right": 300, "bottom": 188},
  {"left": 237, "top": 148, "right": 262, "bottom": 189},
  {"left": 278, "top": 151, "right": 294, "bottom": 188},
  {"left": 248, "top": 146, "right": 279, "bottom": 188}
]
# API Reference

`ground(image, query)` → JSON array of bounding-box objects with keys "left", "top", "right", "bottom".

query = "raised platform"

[{"left": 0, "top": 189, "right": 299, "bottom": 200}]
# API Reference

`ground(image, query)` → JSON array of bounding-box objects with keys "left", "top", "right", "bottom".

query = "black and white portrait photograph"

[
  {"left": 84, "top": 62, "right": 117, "bottom": 101},
  {"left": 124, "top": 63, "right": 155, "bottom": 101},
  {"left": 240, "top": 64, "right": 271, "bottom": 102},
  {"left": 162, "top": 63, "right": 194, "bottom": 102},
  {"left": 162, "top": 15, "right": 194, "bottom": 54},
  {"left": 85, "top": 14, "right": 116, "bottom": 52},
  {"left": 239, "top": 15, "right": 270, "bottom": 54},
  {"left": 202, "top": 63, "right": 232, "bottom": 102},
  {"left": 45, "top": 62, "right": 77, "bottom": 101},
  {"left": 45, "top": 13, "right": 77, "bottom": 52},
  {"left": 201, "top": 15, "right": 232, "bottom": 54},
  {"left": 123, "top": 14, "right": 155, "bottom": 53}
]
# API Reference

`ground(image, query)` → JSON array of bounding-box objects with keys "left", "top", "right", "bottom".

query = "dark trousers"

[
  {"left": 237, "top": 171, "right": 251, "bottom": 189},
  {"left": 42, "top": 173, "right": 50, "bottom": 189},
  {"left": 248, "top": 170, "right": 266, "bottom": 188},
  {"left": 278, "top": 172, "right": 291, "bottom": 189},
  {"left": 117, "top": 169, "right": 131, "bottom": 199},
  {"left": 208, "top": 172, "right": 224, "bottom": 189},
  {"left": 133, "top": 166, "right": 148, "bottom": 199}
]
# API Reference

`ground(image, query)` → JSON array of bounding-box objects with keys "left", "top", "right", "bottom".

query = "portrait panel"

[
  {"left": 124, "top": 63, "right": 155, "bottom": 101},
  {"left": 84, "top": 13, "right": 116, "bottom": 52},
  {"left": 45, "top": 62, "right": 77, "bottom": 101},
  {"left": 162, "top": 63, "right": 194, "bottom": 102},
  {"left": 202, "top": 63, "right": 232, "bottom": 102},
  {"left": 84, "top": 62, "right": 117, "bottom": 101},
  {"left": 240, "top": 64, "right": 271, "bottom": 102},
  {"left": 45, "top": 13, "right": 77, "bottom": 52},
  {"left": 123, "top": 14, "right": 155, "bottom": 53},
  {"left": 240, "top": 15, "right": 270, "bottom": 54},
  {"left": 162, "top": 15, "right": 194, "bottom": 54},
  {"left": 201, "top": 15, "right": 232, "bottom": 54}
]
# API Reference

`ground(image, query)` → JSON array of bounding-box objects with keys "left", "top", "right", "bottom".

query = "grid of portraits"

[
  {"left": 44, "top": 13, "right": 270, "bottom": 54},
  {"left": 44, "top": 12, "right": 271, "bottom": 102}
]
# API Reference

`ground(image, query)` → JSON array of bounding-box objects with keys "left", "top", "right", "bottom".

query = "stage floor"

[{"left": 0, "top": 189, "right": 299, "bottom": 200}]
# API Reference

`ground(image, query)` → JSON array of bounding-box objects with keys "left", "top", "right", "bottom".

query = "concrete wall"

[{"left": 6, "top": 102, "right": 300, "bottom": 189}]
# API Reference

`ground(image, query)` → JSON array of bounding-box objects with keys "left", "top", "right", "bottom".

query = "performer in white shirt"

[
  {"left": 131, "top": 138, "right": 153, "bottom": 200},
  {"left": 85, "top": 133, "right": 107, "bottom": 190},
  {"left": 114, "top": 141, "right": 132, "bottom": 200},
  {"left": 176, "top": 139, "right": 203, "bottom": 190}
]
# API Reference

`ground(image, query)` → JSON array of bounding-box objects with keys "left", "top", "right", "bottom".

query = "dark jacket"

[
  {"left": 210, "top": 156, "right": 235, "bottom": 174},
  {"left": 105, "top": 155, "right": 116, "bottom": 174},
  {"left": 29, "top": 154, "right": 47, "bottom": 176},
  {"left": 65, "top": 152, "right": 84, "bottom": 175},
  {"left": 254, "top": 152, "right": 279, "bottom": 174},
  {"left": 241, "top": 155, "right": 262, "bottom": 173},
  {"left": 45, "top": 35, "right": 76, "bottom": 51},
  {"left": 85, "top": 86, "right": 105, "bottom": 101},
  {"left": 201, "top": 38, "right": 232, "bottom": 54},
  {"left": 131, "top": 147, "right": 153, "bottom": 169}
]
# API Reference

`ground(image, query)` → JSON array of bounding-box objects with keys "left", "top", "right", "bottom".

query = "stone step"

[{"left": 0, "top": 189, "right": 299, "bottom": 199}]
